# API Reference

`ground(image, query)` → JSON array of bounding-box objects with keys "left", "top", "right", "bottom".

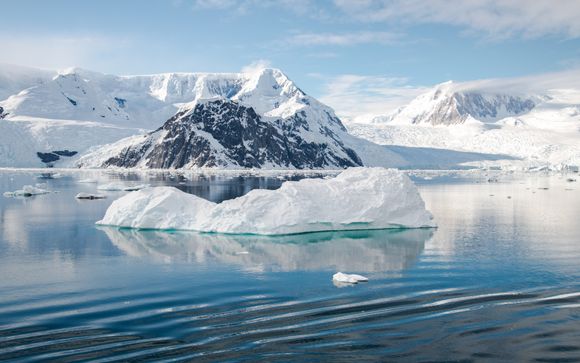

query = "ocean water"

[{"left": 0, "top": 170, "right": 579, "bottom": 362}]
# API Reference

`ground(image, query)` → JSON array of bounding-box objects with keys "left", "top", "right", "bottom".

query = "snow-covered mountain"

[
  {"left": 347, "top": 76, "right": 580, "bottom": 170},
  {"left": 78, "top": 68, "right": 413, "bottom": 169},
  {"left": 0, "top": 64, "right": 201, "bottom": 167},
  {"left": 0, "top": 64, "right": 413, "bottom": 169},
  {"left": 79, "top": 69, "right": 372, "bottom": 168},
  {"left": 372, "top": 81, "right": 539, "bottom": 126},
  {"left": 5, "top": 63, "right": 558, "bottom": 170},
  {"left": 78, "top": 98, "right": 366, "bottom": 169}
]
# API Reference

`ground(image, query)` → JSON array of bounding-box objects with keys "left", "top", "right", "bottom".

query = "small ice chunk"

[
  {"left": 333, "top": 272, "right": 368, "bottom": 284},
  {"left": 123, "top": 184, "right": 150, "bottom": 191},
  {"left": 97, "top": 183, "right": 127, "bottom": 191},
  {"left": 3, "top": 185, "right": 51, "bottom": 197},
  {"left": 76, "top": 192, "right": 106, "bottom": 200},
  {"left": 97, "top": 183, "right": 150, "bottom": 191},
  {"left": 77, "top": 178, "right": 98, "bottom": 184}
]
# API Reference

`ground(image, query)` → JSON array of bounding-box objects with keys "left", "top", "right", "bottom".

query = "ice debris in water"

[
  {"left": 333, "top": 272, "right": 369, "bottom": 284},
  {"left": 97, "top": 183, "right": 150, "bottom": 191},
  {"left": 123, "top": 184, "right": 150, "bottom": 191},
  {"left": 77, "top": 178, "right": 98, "bottom": 183},
  {"left": 3, "top": 185, "right": 51, "bottom": 197},
  {"left": 97, "top": 167, "right": 436, "bottom": 235},
  {"left": 76, "top": 192, "right": 106, "bottom": 200}
]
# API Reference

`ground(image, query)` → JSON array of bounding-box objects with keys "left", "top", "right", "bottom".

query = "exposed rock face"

[
  {"left": 37, "top": 150, "right": 78, "bottom": 164},
  {"left": 0, "top": 106, "right": 6, "bottom": 119},
  {"left": 94, "top": 99, "right": 363, "bottom": 169}
]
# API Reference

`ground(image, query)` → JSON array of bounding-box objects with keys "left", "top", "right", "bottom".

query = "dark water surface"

[{"left": 0, "top": 170, "right": 579, "bottom": 362}]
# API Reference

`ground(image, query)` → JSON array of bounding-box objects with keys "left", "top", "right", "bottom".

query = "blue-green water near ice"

[{"left": 0, "top": 170, "right": 579, "bottom": 362}]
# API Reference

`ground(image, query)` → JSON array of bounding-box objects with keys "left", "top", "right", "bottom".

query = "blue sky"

[{"left": 1, "top": 0, "right": 579, "bottom": 119}]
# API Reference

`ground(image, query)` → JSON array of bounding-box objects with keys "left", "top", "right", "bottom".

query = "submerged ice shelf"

[{"left": 97, "top": 167, "right": 436, "bottom": 235}]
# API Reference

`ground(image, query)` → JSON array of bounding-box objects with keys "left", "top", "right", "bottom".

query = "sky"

[{"left": 1, "top": 0, "right": 580, "bottom": 120}]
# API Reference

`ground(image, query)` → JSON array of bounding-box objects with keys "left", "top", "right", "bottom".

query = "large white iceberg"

[{"left": 97, "top": 167, "right": 436, "bottom": 235}]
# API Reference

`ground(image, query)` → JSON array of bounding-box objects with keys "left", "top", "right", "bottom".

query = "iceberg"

[{"left": 98, "top": 167, "right": 435, "bottom": 235}]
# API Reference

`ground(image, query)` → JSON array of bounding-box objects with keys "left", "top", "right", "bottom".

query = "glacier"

[{"left": 97, "top": 167, "right": 436, "bottom": 235}]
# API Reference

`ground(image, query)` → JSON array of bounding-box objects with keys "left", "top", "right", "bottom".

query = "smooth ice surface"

[{"left": 98, "top": 167, "right": 436, "bottom": 235}]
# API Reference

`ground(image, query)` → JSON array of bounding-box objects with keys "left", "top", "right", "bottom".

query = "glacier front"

[{"left": 97, "top": 167, "right": 436, "bottom": 235}]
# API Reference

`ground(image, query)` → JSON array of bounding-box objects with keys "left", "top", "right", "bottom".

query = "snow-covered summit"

[
  {"left": 0, "top": 65, "right": 313, "bottom": 129},
  {"left": 374, "top": 80, "right": 539, "bottom": 126}
]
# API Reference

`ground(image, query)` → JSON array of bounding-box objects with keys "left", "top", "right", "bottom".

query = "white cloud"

[
  {"left": 319, "top": 68, "right": 580, "bottom": 123},
  {"left": 192, "top": 0, "right": 321, "bottom": 15},
  {"left": 0, "top": 34, "right": 126, "bottom": 71},
  {"left": 240, "top": 59, "right": 272, "bottom": 74},
  {"left": 316, "top": 74, "right": 427, "bottom": 122},
  {"left": 193, "top": 0, "right": 239, "bottom": 9},
  {"left": 287, "top": 31, "right": 401, "bottom": 46},
  {"left": 333, "top": 0, "right": 580, "bottom": 39},
  {"left": 306, "top": 52, "right": 339, "bottom": 59},
  {"left": 450, "top": 68, "right": 580, "bottom": 94}
]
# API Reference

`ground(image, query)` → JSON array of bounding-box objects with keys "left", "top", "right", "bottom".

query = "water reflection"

[{"left": 102, "top": 228, "right": 434, "bottom": 272}]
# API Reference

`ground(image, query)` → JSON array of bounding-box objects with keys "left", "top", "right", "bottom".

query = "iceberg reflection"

[{"left": 102, "top": 228, "right": 434, "bottom": 272}]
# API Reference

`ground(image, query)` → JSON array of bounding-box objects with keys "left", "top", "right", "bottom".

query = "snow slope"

[
  {"left": 98, "top": 167, "right": 436, "bottom": 235},
  {"left": 347, "top": 76, "right": 580, "bottom": 170}
]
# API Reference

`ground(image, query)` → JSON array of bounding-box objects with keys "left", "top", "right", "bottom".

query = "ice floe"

[
  {"left": 97, "top": 183, "right": 150, "bottom": 191},
  {"left": 77, "top": 178, "right": 98, "bottom": 184},
  {"left": 75, "top": 192, "right": 106, "bottom": 200},
  {"left": 3, "top": 185, "right": 51, "bottom": 197},
  {"left": 332, "top": 272, "right": 369, "bottom": 284},
  {"left": 98, "top": 167, "right": 436, "bottom": 235}
]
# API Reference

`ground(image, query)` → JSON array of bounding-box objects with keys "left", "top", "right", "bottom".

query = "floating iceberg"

[
  {"left": 3, "top": 185, "right": 51, "bottom": 197},
  {"left": 122, "top": 184, "right": 150, "bottom": 191},
  {"left": 75, "top": 192, "right": 106, "bottom": 200},
  {"left": 97, "top": 183, "right": 150, "bottom": 191},
  {"left": 77, "top": 178, "right": 98, "bottom": 184},
  {"left": 98, "top": 167, "right": 435, "bottom": 235},
  {"left": 333, "top": 272, "right": 369, "bottom": 284}
]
